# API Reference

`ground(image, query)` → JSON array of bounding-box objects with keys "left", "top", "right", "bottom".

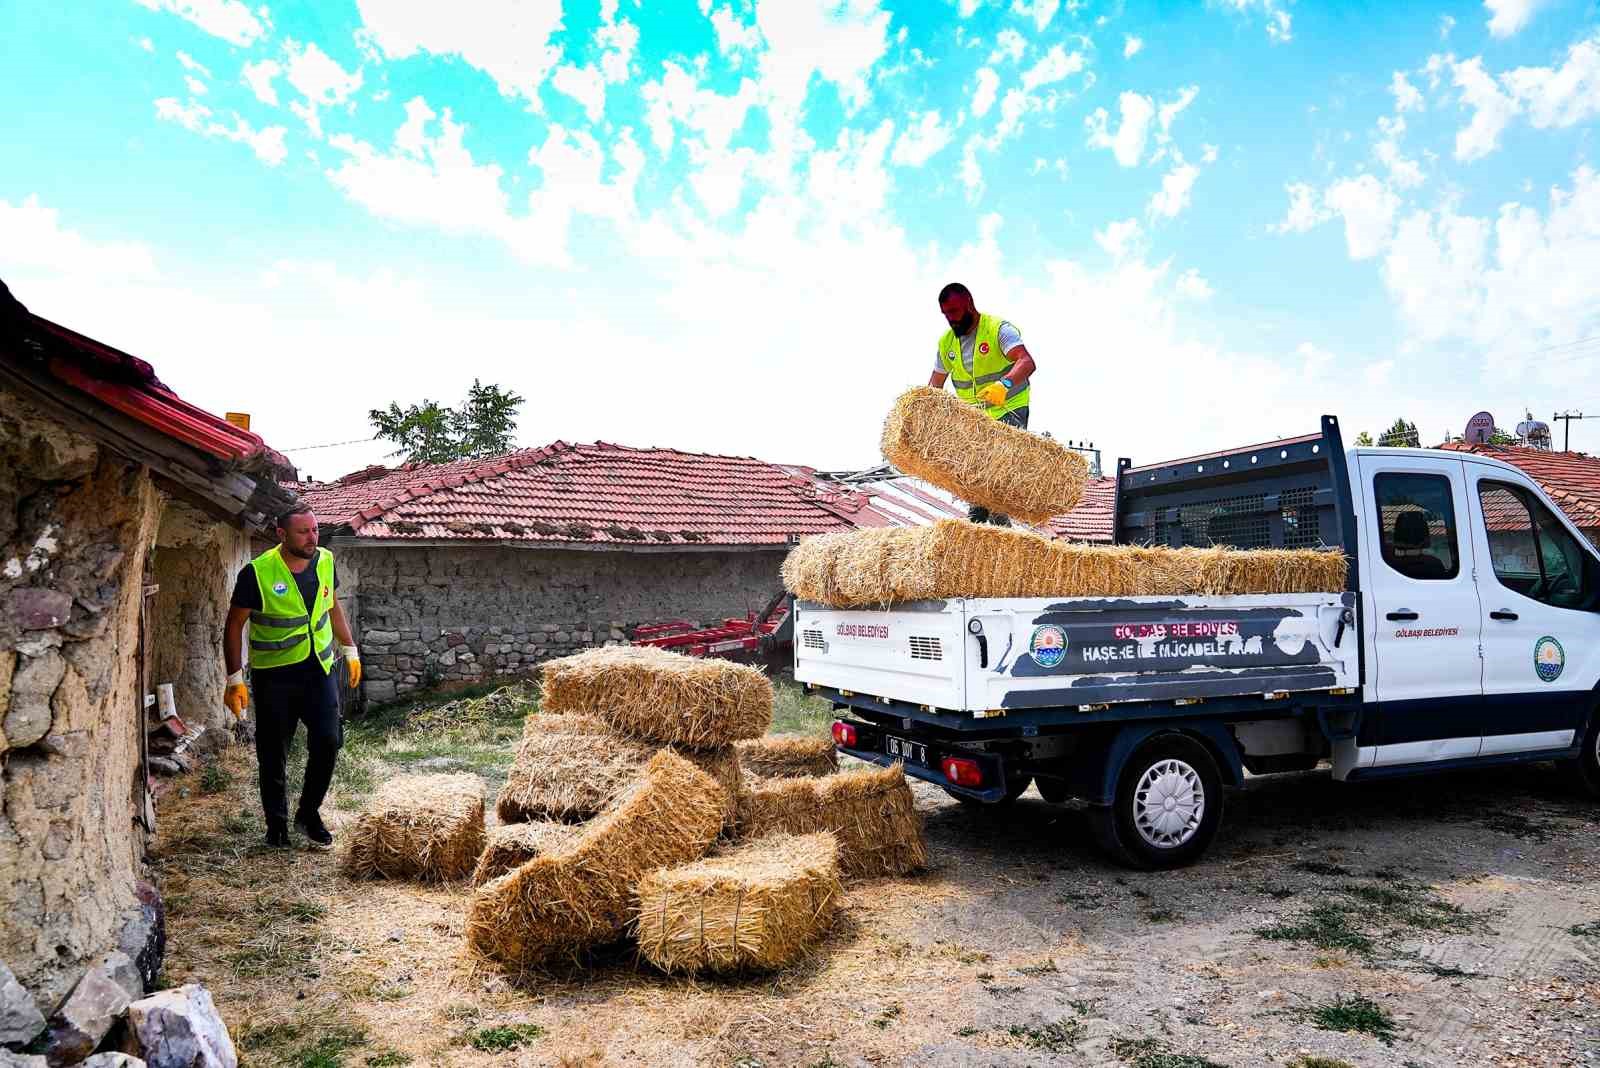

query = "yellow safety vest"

[
  {"left": 937, "top": 312, "right": 1030, "bottom": 419},
  {"left": 248, "top": 546, "right": 335, "bottom": 673}
]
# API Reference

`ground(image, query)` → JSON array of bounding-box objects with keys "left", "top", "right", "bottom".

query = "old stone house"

[{"left": 0, "top": 283, "right": 292, "bottom": 1015}]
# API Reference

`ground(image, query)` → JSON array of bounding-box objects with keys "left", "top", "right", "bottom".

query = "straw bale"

[
  {"left": 497, "top": 713, "right": 742, "bottom": 830},
  {"left": 782, "top": 519, "right": 1349, "bottom": 608},
  {"left": 738, "top": 763, "right": 926, "bottom": 879},
  {"left": 881, "top": 386, "right": 1088, "bottom": 525},
  {"left": 635, "top": 832, "right": 841, "bottom": 975},
  {"left": 471, "top": 820, "right": 579, "bottom": 886},
  {"left": 540, "top": 645, "right": 773, "bottom": 747},
  {"left": 736, "top": 734, "right": 838, "bottom": 779},
  {"left": 466, "top": 750, "right": 726, "bottom": 969},
  {"left": 340, "top": 773, "right": 485, "bottom": 882}
]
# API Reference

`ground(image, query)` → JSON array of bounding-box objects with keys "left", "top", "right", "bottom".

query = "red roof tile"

[
  {"left": 1043, "top": 477, "right": 1116, "bottom": 542},
  {"left": 1438, "top": 441, "right": 1600, "bottom": 530}
]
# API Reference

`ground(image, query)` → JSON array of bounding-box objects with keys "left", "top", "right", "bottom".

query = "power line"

[{"left": 280, "top": 435, "right": 380, "bottom": 453}]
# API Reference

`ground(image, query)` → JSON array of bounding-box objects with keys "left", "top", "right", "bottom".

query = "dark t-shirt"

[{"left": 232, "top": 552, "right": 339, "bottom": 682}]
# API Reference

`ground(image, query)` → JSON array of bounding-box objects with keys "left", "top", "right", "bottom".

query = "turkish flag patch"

[{"left": 978, "top": 341, "right": 990, "bottom": 354}]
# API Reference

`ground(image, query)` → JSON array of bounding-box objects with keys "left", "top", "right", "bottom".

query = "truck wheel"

[
  {"left": 1090, "top": 734, "right": 1223, "bottom": 870},
  {"left": 945, "top": 773, "right": 1032, "bottom": 807},
  {"left": 1559, "top": 708, "right": 1600, "bottom": 799}
]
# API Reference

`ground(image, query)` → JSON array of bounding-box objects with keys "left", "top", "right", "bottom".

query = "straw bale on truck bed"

[
  {"left": 782, "top": 519, "right": 1348, "bottom": 609},
  {"left": 466, "top": 750, "right": 726, "bottom": 970},
  {"left": 739, "top": 764, "right": 926, "bottom": 880},
  {"left": 881, "top": 386, "right": 1088, "bottom": 525},
  {"left": 497, "top": 713, "right": 741, "bottom": 830},
  {"left": 540, "top": 646, "right": 773, "bottom": 747},
  {"left": 341, "top": 773, "right": 485, "bottom": 882},
  {"left": 636, "top": 832, "right": 841, "bottom": 975},
  {"left": 736, "top": 734, "right": 838, "bottom": 778},
  {"left": 471, "top": 820, "right": 580, "bottom": 887}
]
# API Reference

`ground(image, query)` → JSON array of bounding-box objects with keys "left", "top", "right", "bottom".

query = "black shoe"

[
  {"left": 294, "top": 809, "right": 333, "bottom": 849},
  {"left": 264, "top": 826, "right": 290, "bottom": 848}
]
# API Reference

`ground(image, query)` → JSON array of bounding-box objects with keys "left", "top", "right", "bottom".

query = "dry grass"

[
  {"left": 498, "top": 713, "right": 742, "bottom": 831},
  {"left": 636, "top": 832, "right": 842, "bottom": 975},
  {"left": 471, "top": 820, "right": 580, "bottom": 887},
  {"left": 736, "top": 734, "right": 838, "bottom": 778},
  {"left": 783, "top": 519, "right": 1349, "bottom": 608},
  {"left": 340, "top": 773, "right": 485, "bottom": 882},
  {"left": 881, "top": 386, "right": 1088, "bottom": 525},
  {"left": 540, "top": 645, "right": 773, "bottom": 747},
  {"left": 466, "top": 750, "right": 727, "bottom": 971},
  {"left": 738, "top": 763, "right": 927, "bottom": 880}
]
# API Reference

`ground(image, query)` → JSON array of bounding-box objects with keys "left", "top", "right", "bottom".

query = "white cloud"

[
  {"left": 242, "top": 59, "right": 282, "bottom": 105},
  {"left": 176, "top": 50, "right": 211, "bottom": 77},
  {"left": 1485, "top": 0, "right": 1544, "bottom": 38},
  {"left": 640, "top": 61, "right": 757, "bottom": 155},
  {"left": 1175, "top": 268, "right": 1212, "bottom": 300},
  {"left": 1363, "top": 359, "right": 1395, "bottom": 388},
  {"left": 1218, "top": 0, "right": 1291, "bottom": 42},
  {"left": 1010, "top": 0, "right": 1060, "bottom": 32},
  {"left": 1148, "top": 159, "right": 1200, "bottom": 219},
  {"left": 155, "top": 97, "right": 288, "bottom": 165},
  {"left": 1450, "top": 56, "right": 1519, "bottom": 161},
  {"left": 1390, "top": 71, "right": 1424, "bottom": 112},
  {"left": 184, "top": 75, "right": 208, "bottom": 96},
  {"left": 552, "top": 63, "right": 606, "bottom": 123},
  {"left": 0, "top": 195, "right": 159, "bottom": 281},
  {"left": 1157, "top": 85, "right": 1198, "bottom": 140},
  {"left": 138, "top": 36, "right": 155, "bottom": 52},
  {"left": 708, "top": 6, "right": 761, "bottom": 56},
  {"left": 959, "top": 138, "right": 983, "bottom": 196},
  {"left": 354, "top": 0, "right": 562, "bottom": 106},
  {"left": 1094, "top": 217, "right": 1143, "bottom": 259},
  {"left": 1374, "top": 115, "right": 1424, "bottom": 189},
  {"left": 1440, "top": 14, "right": 1456, "bottom": 38},
  {"left": 285, "top": 40, "right": 362, "bottom": 105},
  {"left": 597, "top": 16, "right": 639, "bottom": 83},
  {"left": 1501, "top": 33, "right": 1600, "bottom": 129},
  {"left": 1123, "top": 35, "right": 1143, "bottom": 59},
  {"left": 989, "top": 29, "right": 1025, "bottom": 64},
  {"left": 133, "top": 0, "right": 268, "bottom": 47},
  {"left": 891, "top": 110, "right": 952, "bottom": 167},
  {"left": 1020, "top": 45, "right": 1084, "bottom": 92},
  {"left": 959, "top": 0, "right": 980, "bottom": 15},
  {"left": 1085, "top": 92, "right": 1155, "bottom": 167},
  {"left": 1324, "top": 173, "right": 1399, "bottom": 259},
  {"left": 1270, "top": 182, "right": 1329, "bottom": 234},
  {"left": 972, "top": 66, "right": 999, "bottom": 118}
]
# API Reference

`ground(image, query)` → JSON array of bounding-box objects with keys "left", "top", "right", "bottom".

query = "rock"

[
  {"left": 0, "top": 1051, "right": 47, "bottom": 1067},
  {"left": 81, "top": 1056, "right": 147, "bottom": 1067},
  {"left": 4, "top": 649, "right": 65, "bottom": 749},
  {"left": 43, "top": 951, "right": 141, "bottom": 1066},
  {"left": 125, "top": 985, "right": 236, "bottom": 1068},
  {"left": 116, "top": 882, "right": 166, "bottom": 995},
  {"left": 146, "top": 757, "right": 182, "bottom": 777},
  {"left": 361, "top": 630, "right": 400, "bottom": 645},
  {"left": 0, "top": 959, "right": 46, "bottom": 1047},
  {"left": 437, "top": 649, "right": 455, "bottom": 667},
  {"left": 6, "top": 588, "right": 74, "bottom": 630}
]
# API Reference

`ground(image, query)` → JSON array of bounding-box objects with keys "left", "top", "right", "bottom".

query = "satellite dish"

[{"left": 1464, "top": 411, "right": 1495, "bottom": 444}]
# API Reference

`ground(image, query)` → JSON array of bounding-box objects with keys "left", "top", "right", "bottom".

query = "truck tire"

[
  {"left": 1559, "top": 707, "right": 1600, "bottom": 799},
  {"left": 1089, "top": 734, "right": 1223, "bottom": 870},
  {"left": 945, "top": 773, "right": 1032, "bottom": 807}
]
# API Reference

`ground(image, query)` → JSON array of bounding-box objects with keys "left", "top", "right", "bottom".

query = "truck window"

[
  {"left": 1375, "top": 473, "right": 1459, "bottom": 580},
  {"left": 1479, "top": 479, "right": 1595, "bottom": 609}
]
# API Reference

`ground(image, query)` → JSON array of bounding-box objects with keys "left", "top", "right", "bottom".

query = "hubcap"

[{"left": 1132, "top": 758, "right": 1205, "bottom": 849}]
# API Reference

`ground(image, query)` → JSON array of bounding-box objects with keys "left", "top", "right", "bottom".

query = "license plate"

[{"left": 885, "top": 735, "right": 929, "bottom": 766}]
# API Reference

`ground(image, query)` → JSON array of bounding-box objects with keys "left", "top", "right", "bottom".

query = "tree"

[
  {"left": 1354, "top": 431, "right": 1374, "bottom": 446},
  {"left": 1377, "top": 417, "right": 1420, "bottom": 448},
  {"left": 369, "top": 379, "right": 525, "bottom": 464}
]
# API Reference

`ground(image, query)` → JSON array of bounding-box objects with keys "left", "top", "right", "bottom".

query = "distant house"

[
  {"left": 1439, "top": 441, "right": 1600, "bottom": 547},
  {"left": 0, "top": 282, "right": 292, "bottom": 1015}
]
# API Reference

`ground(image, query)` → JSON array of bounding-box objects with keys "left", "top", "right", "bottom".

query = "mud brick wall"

[
  {"left": 337, "top": 544, "right": 789, "bottom": 703},
  {"left": 0, "top": 386, "right": 162, "bottom": 1012}
]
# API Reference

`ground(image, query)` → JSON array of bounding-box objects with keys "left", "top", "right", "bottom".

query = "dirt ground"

[{"left": 152, "top": 720, "right": 1600, "bottom": 1068}]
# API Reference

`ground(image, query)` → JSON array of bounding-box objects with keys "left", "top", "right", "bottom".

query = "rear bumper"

[{"left": 836, "top": 717, "right": 1014, "bottom": 802}]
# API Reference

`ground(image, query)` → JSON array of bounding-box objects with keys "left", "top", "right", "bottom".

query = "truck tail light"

[
  {"left": 831, "top": 721, "right": 857, "bottom": 748},
  {"left": 941, "top": 756, "right": 984, "bottom": 788}
]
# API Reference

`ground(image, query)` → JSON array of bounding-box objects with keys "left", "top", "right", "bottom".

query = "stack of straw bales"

[
  {"left": 738, "top": 763, "right": 927, "bottom": 879},
  {"left": 341, "top": 773, "right": 486, "bottom": 882},
  {"left": 736, "top": 734, "right": 839, "bottom": 779}
]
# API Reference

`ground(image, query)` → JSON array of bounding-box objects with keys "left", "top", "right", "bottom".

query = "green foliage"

[
  {"left": 1377, "top": 417, "right": 1420, "bottom": 448},
  {"left": 368, "top": 379, "right": 524, "bottom": 464},
  {"left": 1353, "top": 431, "right": 1374, "bottom": 447},
  {"left": 468, "top": 1024, "right": 545, "bottom": 1052},
  {"left": 1005, "top": 1017, "right": 1085, "bottom": 1052},
  {"left": 199, "top": 761, "right": 232, "bottom": 795},
  {"left": 1304, "top": 995, "right": 1398, "bottom": 1044}
]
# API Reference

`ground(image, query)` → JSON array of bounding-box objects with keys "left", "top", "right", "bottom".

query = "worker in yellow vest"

[
  {"left": 222, "top": 503, "right": 359, "bottom": 849},
  {"left": 929, "top": 281, "right": 1038, "bottom": 526}
]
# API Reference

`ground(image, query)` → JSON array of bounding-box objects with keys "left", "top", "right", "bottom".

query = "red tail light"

[
  {"left": 941, "top": 756, "right": 984, "bottom": 788},
  {"left": 832, "top": 721, "right": 857, "bottom": 748}
]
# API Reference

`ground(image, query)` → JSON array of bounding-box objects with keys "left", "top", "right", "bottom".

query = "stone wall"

[
  {"left": 0, "top": 385, "right": 161, "bottom": 1012},
  {"left": 149, "top": 503, "right": 249, "bottom": 739},
  {"left": 339, "top": 543, "right": 789, "bottom": 703}
]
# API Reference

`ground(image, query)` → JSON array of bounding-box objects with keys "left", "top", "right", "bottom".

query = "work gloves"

[
  {"left": 224, "top": 671, "right": 248, "bottom": 721},
  {"left": 343, "top": 646, "right": 362, "bottom": 688},
  {"left": 978, "top": 382, "right": 1008, "bottom": 407}
]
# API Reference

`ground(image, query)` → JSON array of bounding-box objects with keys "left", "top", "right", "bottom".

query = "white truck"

[{"left": 794, "top": 416, "right": 1600, "bottom": 868}]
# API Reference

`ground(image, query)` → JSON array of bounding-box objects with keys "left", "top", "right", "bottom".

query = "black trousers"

[
  {"left": 253, "top": 666, "right": 343, "bottom": 829},
  {"left": 968, "top": 406, "right": 1031, "bottom": 527}
]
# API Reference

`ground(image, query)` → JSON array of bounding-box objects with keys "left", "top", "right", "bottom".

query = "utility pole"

[{"left": 1552, "top": 410, "right": 1587, "bottom": 452}]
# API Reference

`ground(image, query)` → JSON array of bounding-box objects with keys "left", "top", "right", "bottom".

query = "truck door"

[
  {"left": 1466, "top": 465, "right": 1600, "bottom": 755},
  {"left": 1356, "top": 454, "right": 1484, "bottom": 766}
]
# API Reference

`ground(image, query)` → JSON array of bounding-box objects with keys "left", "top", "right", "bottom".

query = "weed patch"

[
  {"left": 1005, "top": 1017, "right": 1084, "bottom": 1052},
  {"left": 200, "top": 761, "right": 233, "bottom": 795},
  {"left": 1257, "top": 904, "right": 1374, "bottom": 954},
  {"left": 1109, "top": 1035, "right": 1231, "bottom": 1067},
  {"left": 1303, "top": 995, "right": 1398, "bottom": 1045},
  {"left": 1294, "top": 860, "right": 1352, "bottom": 877},
  {"left": 1569, "top": 920, "right": 1600, "bottom": 938},
  {"left": 467, "top": 1023, "right": 545, "bottom": 1052}
]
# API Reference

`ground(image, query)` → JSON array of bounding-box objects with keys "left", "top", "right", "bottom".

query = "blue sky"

[{"left": 3, "top": 0, "right": 1599, "bottom": 479}]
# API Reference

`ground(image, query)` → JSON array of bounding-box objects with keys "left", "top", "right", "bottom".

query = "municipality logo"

[
  {"left": 1534, "top": 636, "right": 1565, "bottom": 683},
  {"left": 1029, "top": 625, "right": 1067, "bottom": 668},
  {"left": 272, "top": 581, "right": 289, "bottom": 595}
]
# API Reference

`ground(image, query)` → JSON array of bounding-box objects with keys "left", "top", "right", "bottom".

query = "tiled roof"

[
  {"left": 1043, "top": 477, "right": 1116, "bottom": 542},
  {"left": 1438, "top": 441, "right": 1600, "bottom": 530},
  {"left": 296, "top": 442, "right": 868, "bottom": 548}
]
